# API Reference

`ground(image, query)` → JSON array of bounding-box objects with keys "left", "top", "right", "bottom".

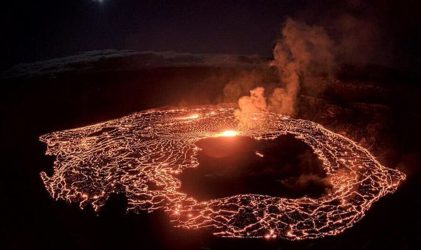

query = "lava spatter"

[{"left": 40, "top": 104, "right": 405, "bottom": 240}]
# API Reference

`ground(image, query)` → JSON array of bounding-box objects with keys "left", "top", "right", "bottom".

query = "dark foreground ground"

[{"left": 1, "top": 62, "right": 421, "bottom": 249}]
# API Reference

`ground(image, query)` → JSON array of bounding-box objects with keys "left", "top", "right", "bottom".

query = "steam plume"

[
  {"left": 234, "top": 87, "right": 268, "bottom": 128},
  {"left": 235, "top": 18, "right": 336, "bottom": 126}
]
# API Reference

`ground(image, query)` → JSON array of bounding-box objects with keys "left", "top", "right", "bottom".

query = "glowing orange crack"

[
  {"left": 39, "top": 104, "right": 405, "bottom": 240},
  {"left": 213, "top": 130, "right": 239, "bottom": 137}
]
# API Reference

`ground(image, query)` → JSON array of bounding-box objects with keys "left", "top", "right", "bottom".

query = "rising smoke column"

[
  {"left": 234, "top": 87, "right": 268, "bottom": 128},
  {"left": 235, "top": 18, "right": 335, "bottom": 123}
]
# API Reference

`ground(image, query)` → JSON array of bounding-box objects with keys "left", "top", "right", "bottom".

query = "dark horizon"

[{"left": 2, "top": 0, "right": 420, "bottom": 71}]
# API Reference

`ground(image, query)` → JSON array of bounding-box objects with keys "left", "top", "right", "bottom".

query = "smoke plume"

[
  {"left": 223, "top": 70, "right": 264, "bottom": 103},
  {"left": 234, "top": 87, "right": 268, "bottom": 128},
  {"left": 235, "top": 18, "right": 336, "bottom": 127}
]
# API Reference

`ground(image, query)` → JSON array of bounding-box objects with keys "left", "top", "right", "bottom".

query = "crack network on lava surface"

[{"left": 40, "top": 104, "right": 405, "bottom": 240}]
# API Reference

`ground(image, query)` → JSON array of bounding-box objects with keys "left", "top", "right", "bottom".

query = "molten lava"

[
  {"left": 40, "top": 104, "right": 405, "bottom": 240},
  {"left": 214, "top": 130, "right": 239, "bottom": 137}
]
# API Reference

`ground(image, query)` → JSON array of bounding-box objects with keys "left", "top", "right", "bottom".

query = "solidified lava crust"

[{"left": 40, "top": 104, "right": 405, "bottom": 239}]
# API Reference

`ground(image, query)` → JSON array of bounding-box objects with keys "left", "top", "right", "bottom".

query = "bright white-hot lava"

[
  {"left": 214, "top": 130, "right": 239, "bottom": 137},
  {"left": 40, "top": 104, "right": 405, "bottom": 240}
]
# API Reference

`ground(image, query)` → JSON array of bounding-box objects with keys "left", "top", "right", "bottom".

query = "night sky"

[
  {"left": 2, "top": 0, "right": 420, "bottom": 71},
  {"left": 0, "top": 0, "right": 300, "bottom": 68}
]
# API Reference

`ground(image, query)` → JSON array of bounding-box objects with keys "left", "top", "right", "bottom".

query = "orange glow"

[
  {"left": 214, "top": 130, "right": 239, "bottom": 137},
  {"left": 181, "top": 113, "right": 200, "bottom": 120},
  {"left": 40, "top": 105, "right": 405, "bottom": 240}
]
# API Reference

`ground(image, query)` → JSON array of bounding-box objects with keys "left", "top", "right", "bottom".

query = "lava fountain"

[{"left": 40, "top": 104, "right": 405, "bottom": 240}]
